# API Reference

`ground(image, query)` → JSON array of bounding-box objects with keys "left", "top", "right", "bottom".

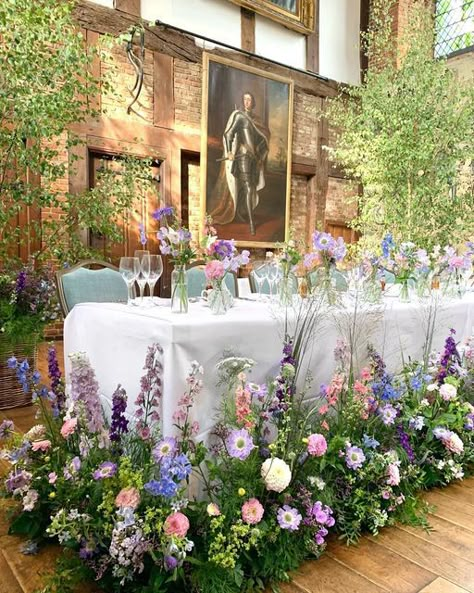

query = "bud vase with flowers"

[
  {"left": 304, "top": 231, "right": 347, "bottom": 304},
  {"left": 153, "top": 207, "right": 195, "bottom": 313},
  {"left": 379, "top": 234, "right": 418, "bottom": 303},
  {"left": 201, "top": 220, "right": 250, "bottom": 315},
  {"left": 439, "top": 244, "right": 472, "bottom": 299},
  {"left": 277, "top": 239, "right": 301, "bottom": 307}
]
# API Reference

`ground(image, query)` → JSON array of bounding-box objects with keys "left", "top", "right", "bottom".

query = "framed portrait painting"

[
  {"left": 201, "top": 53, "right": 294, "bottom": 247},
  {"left": 227, "top": 0, "right": 315, "bottom": 34}
]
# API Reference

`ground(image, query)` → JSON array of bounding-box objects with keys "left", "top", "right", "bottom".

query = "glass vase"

[
  {"left": 314, "top": 266, "right": 337, "bottom": 305},
  {"left": 279, "top": 273, "right": 294, "bottom": 307},
  {"left": 208, "top": 279, "right": 233, "bottom": 315},
  {"left": 398, "top": 279, "right": 411, "bottom": 303},
  {"left": 171, "top": 265, "right": 188, "bottom": 314}
]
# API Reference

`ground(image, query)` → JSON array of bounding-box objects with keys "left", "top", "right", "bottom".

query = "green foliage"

[
  {"left": 326, "top": 0, "right": 474, "bottom": 250},
  {"left": 0, "top": 0, "right": 158, "bottom": 265}
]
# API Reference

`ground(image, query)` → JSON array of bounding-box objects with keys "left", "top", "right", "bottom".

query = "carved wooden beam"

[{"left": 72, "top": 0, "right": 341, "bottom": 98}]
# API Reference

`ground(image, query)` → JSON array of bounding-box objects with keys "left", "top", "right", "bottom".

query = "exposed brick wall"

[
  {"left": 187, "top": 161, "right": 201, "bottom": 243},
  {"left": 447, "top": 50, "right": 474, "bottom": 81},
  {"left": 289, "top": 175, "right": 308, "bottom": 241},
  {"left": 292, "top": 92, "right": 320, "bottom": 160},
  {"left": 325, "top": 178, "right": 358, "bottom": 223},
  {"left": 174, "top": 60, "right": 202, "bottom": 130}
]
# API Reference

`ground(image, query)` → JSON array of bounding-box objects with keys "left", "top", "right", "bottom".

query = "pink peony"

[
  {"left": 307, "top": 433, "right": 327, "bottom": 457},
  {"left": 205, "top": 260, "right": 225, "bottom": 281},
  {"left": 444, "top": 432, "right": 464, "bottom": 454},
  {"left": 242, "top": 498, "right": 264, "bottom": 525},
  {"left": 31, "top": 439, "right": 51, "bottom": 452},
  {"left": 60, "top": 417, "right": 78, "bottom": 438},
  {"left": 163, "top": 512, "right": 190, "bottom": 538},
  {"left": 115, "top": 487, "right": 140, "bottom": 509},
  {"left": 386, "top": 463, "right": 400, "bottom": 486}
]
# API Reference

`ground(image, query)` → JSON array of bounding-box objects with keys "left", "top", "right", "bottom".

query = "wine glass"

[
  {"left": 147, "top": 255, "right": 163, "bottom": 305},
  {"left": 267, "top": 261, "right": 280, "bottom": 301},
  {"left": 134, "top": 250, "right": 150, "bottom": 306},
  {"left": 251, "top": 260, "right": 266, "bottom": 300},
  {"left": 119, "top": 256, "right": 140, "bottom": 306}
]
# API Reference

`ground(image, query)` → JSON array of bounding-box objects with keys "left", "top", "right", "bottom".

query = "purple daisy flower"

[
  {"left": 313, "top": 231, "right": 335, "bottom": 251},
  {"left": 277, "top": 505, "right": 302, "bottom": 531},
  {"left": 380, "top": 403, "right": 398, "bottom": 425},
  {"left": 345, "top": 446, "right": 366, "bottom": 470},
  {"left": 0, "top": 419, "right": 14, "bottom": 438},
  {"left": 92, "top": 461, "right": 117, "bottom": 480},
  {"left": 153, "top": 437, "right": 177, "bottom": 462},
  {"left": 226, "top": 428, "right": 255, "bottom": 460}
]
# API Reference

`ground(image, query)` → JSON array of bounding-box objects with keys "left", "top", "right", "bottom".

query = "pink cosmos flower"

[
  {"left": 307, "top": 433, "right": 327, "bottom": 457},
  {"left": 163, "top": 512, "right": 190, "bottom": 538},
  {"left": 242, "top": 498, "right": 264, "bottom": 525},
  {"left": 32, "top": 440, "right": 51, "bottom": 452},
  {"left": 60, "top": 417, "right": 78, "bottom": 438},
  {"left": 205, "top": 260, "right": 225, "bottom": 281},
  {"left": 115, "top": 487, "right": 140, "bottom": 509}
]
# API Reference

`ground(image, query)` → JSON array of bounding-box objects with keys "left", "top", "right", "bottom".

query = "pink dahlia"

[
  {"left": 307, "top": 433, "right": 327, "bottom": 457},
  {"left": 115, "top": 487, "right": 140, "bottom": 509},
  {"left": 241, "top": 498, "right": 264, "bottom": 525}
]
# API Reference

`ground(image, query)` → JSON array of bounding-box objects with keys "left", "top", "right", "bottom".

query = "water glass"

[
  {"left": 147, "top": 255, "right": 163, "bottom": 305},
  {"left": 134, "top": 250, "right": 150, "bottom": 306},
  {"left": 119, "top": 257, "right": 140, "bottom": 306}
]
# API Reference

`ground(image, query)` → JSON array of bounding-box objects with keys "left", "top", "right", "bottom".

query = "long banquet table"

[{"left": 64, "top": 294, "right": 474, "bottom": 440}]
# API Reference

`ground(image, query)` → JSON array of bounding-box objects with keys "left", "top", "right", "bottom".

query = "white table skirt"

[{"left": 64, "top": 294, "right": 474, "bottom": 440}]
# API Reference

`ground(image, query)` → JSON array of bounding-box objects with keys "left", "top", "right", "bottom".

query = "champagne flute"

[
  {"left": 147, "top": 255, "right": 163, "bottom": 305},
  {"left": 119, "top": 256, "right": 140, "bottom": 306},
  {"left": 251, "top": 260, "right": 266, "bottom": 300},
  {"left": 134, "top": 250, "right": 150, "bottom": 306}
]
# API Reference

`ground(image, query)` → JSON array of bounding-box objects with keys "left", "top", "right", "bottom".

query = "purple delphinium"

[
  {"left": 109, "top": 384, "right": 129, "bottom": 443},
  {"left": 7, "top": 356, "right": 17, "bottom": 369},
  {"left": 153, "top": 437, "right": 177, "bottom": 462},
  {"left": 465, "top": 413, "right": 474, "bottom": 431},
  {"left": 92, "top": 461, "right": 117, "bottom": 480},
  {"left": 397, "top": 425, "right": 415, "bottom": 462},
  {"left": 138, "top": 222, "right": 147, "bottom": 246},
  {"left": 226, "top": 428, "right": 255, "bottom": 460},
  {"left": 144, "top": 477, "right": 178, "bottom": 498},
  {"left": 277, "top": 505, "right": 302, "bottom": 531},
  {"left": 134, "top": 344, "right": 163, "bottom": 439},
  {"left": 380, "top": 403, "right": 398, "bottom": 425},
  {"left": 381, "top": 233, "right": 395, "bottom": 258},
  {"left": 345, "top": 446, "right": 366, "bottom": 470},
  {"left": 15, "top": 269, "right": 27, "bottom": 293},
  {"left": 164, "top": 453, "right": 192, "bottom": 481},
  {"left": 0, "top": 419, "right": 14, "bottom": 439},
  {"left": 152, "top": 206, "right": 174, "bottom": 221},
  {"left": 69, "top": 353, "right": 104, "bottom": 434},
  {"left": 437, "top": 329, "right": 461, "bottom": 384},
  {"left": 48, "top": 346, "right": 64, "bottom": 412},
  {"left": 362, "top": 434, "right": 380, "bottom": 449},
  {"left": 271, "top": 341, "right": 297, "bottom": 414},
  {"left": 5, "top": 469, "right": 32, "bottom": 493}
]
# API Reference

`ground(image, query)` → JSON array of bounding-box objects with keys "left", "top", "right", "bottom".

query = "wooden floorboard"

[{"left": 1, "top": 343, "right": 474, "bottom": 593}]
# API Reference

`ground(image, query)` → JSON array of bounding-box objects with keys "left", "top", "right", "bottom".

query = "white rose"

[
  {"left": 261, "top": 457, "right": 291, "bottom": 493},
  {"left": 426, "top": 384, "right": 439, "bottom": 392},
  {"left": 439, "top": 383, "right": 457, "bottom": 401}
]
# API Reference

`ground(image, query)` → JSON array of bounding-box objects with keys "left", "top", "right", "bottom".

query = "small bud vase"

[
  {"left": 208, "top": 279, "right": 233, "bottom": 315},
  {"left": 171, "top": 265, "right": 188, "bottom": 313}
]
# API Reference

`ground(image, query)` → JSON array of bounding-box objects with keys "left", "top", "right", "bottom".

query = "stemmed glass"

[
  {"left": 267, "top": 261, "right": 280, "bottom": 301},
  {"left": 119, "top": 256, "right": 140, "bottom": 306},
  {"left": 134, "top": 250, "right": 150, "bottom": 306},
  {"left": 147, "top": 255, "right": 163, "bottom": 305},
  {"left": 252, "top": 260, "right": 266, "bottom": 300}
]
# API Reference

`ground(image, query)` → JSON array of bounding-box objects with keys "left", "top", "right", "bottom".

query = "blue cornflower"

[
  {"left": 362, "top": 434, "right": 380, "bottom": 449},
  {"left": 7, "top": 357, "right": 17, "bottom": 369}
]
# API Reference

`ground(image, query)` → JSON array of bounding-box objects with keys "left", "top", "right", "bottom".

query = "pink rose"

[
  {"left": 205, "top": 260, "right": 225, "bottom": 281},
  {"left": 386, "top": 463, "right": 400, "bottom": 486},
  {"left": 163, "top": 512, "right": 190, "bottom": 538},
  {"left": 115, "top": 487, "right": 140, "bottom": 509},
  {"left": 241, "top": 498, "right": 264, "bottom": 525},
  {"left": 307, "top": 433, "right": 327, "bottom": 457},
  {"left": 31, "top": 439, "right": 51, "bottom": 452},
  {"left": 60, "top": 417, "right": 78, "bottom": 438}
]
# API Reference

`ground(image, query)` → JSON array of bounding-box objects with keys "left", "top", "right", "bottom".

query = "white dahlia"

[{"left": 261, "top": 457, "right": 292, "bottom": 493}]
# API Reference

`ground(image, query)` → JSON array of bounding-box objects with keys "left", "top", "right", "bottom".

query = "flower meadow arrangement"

[{"left": 1, "top": 318, "right": 474, "bottom": 593}]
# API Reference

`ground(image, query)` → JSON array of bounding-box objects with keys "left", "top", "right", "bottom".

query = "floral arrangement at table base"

[
  {"left": 304, "top": 230, "right": 347, "bottom": 305},
  {"left": 0, "top": 325, "right": 473, "bottom": 592}
]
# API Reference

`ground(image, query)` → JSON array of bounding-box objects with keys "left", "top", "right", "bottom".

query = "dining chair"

[
  {"left": 56, "top": 260, "right": 129, "bottom": 316},
  {"left": 249, "top": 265, "right": 298, "bottom": 295},
  {"left": 186, "top": 261, "right": 239, "bottom": 298}
]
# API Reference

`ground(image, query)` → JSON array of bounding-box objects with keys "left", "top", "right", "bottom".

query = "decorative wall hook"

[{"left": 126, "top": 25, "right": 145, "bottom": 114}]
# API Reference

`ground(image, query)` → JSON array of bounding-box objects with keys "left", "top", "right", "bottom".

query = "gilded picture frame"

[
  {"left": 228, "top": 0, "right": 315, "bottom": 34},
  {"left": 200, "top": 53, "right": 294, "bottom": 248}
]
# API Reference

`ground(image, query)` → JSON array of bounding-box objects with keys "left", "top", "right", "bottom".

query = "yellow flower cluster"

[
  {"left": 118, "top": 457, "right": 144, "bottom": 490},
  {"left": 208, "top": 516, "right": 261, "bottom": 569},
  {"left": 142, "top": 507, "right": 164, "bottom": 537}
]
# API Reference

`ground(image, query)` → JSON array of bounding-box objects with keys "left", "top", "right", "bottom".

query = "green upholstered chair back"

[
  {"left": 186, "top": 264, "right": 238, "bottom": 298},
  {"left": 307, "top": 268, "right": 348, "bottom": 292},
  {"left": 56, "top": 261, "right": 128, "bottom": 316},
  {"left": 249, "top": 266, "right": 298, "bottom": 295}
]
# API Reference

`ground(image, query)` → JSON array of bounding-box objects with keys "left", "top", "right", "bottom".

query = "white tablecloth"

[{"left": 64, "top": 294, "right": 474, "bottom": 439}]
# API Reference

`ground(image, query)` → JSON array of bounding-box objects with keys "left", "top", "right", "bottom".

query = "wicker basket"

[{"left": 0, "top": 336, "right": 38, "bottom": 410}]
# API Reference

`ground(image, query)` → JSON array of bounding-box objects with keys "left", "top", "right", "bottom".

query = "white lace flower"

[{"left": 261, "top": 457, "right": 291, "bottom": 493}]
